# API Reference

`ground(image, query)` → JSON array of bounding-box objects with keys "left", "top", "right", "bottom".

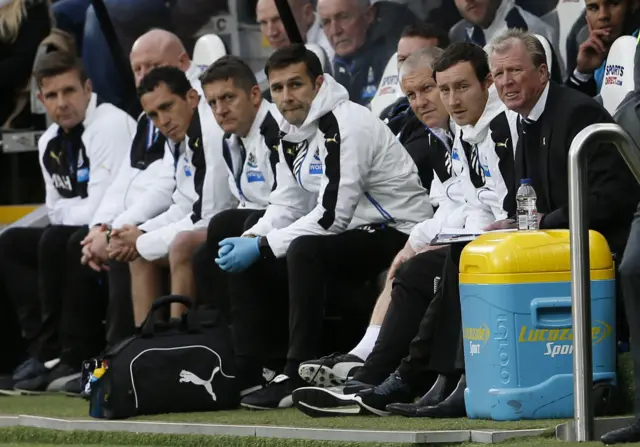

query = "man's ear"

[
  {"left": 250, "top": 84, "right": 262, "bottom": 107},
  {"left": 37, "top": 90, "right": 44, "bottom": 105},
  {"left": 187, "top": 88, "right": 200, "bottom": 107},
  {"left": 84, "top": 79, "right": 93, "bottom": 95},
  {"left": 302, "top": 2, "right": 315, "bottom": 28},
  {"left": 364, "top": 4, "right": 375, "bottom": 27},
  {"left": 538, "top": 63, "right": 550, "bottom": 82},
  {"left": 484, "top": 72, "right": 494, "bottom": 88},
  {"left": 178, "top": 52, "right": 190, "bottom": 71},
  {"left": 314, "top": 75, "right": 324, "bottom": 91}
]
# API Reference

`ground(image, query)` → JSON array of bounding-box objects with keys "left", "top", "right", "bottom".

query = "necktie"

[{"left": 468, "top": 25, "right": 486, "bottom": 47}]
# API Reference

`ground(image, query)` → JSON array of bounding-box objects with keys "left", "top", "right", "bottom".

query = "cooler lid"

[{"left": 459, "top": 230, "right": 613, "bottom": 276}]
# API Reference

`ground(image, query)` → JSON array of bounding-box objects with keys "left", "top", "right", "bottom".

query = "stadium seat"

[
  {"left": 369, "top": 52, "right": 401, "bottom": 117},
  {"left": 534, "top": 34, "right": 554, "bottom": 74},
  {"left": 192, "top": 34, "right": 227, "bottom": 70},
  {"left": 305, "top": 43, "right": 330, "bottom": 73},
  {"left": 600, "top": 35, "right": 637, "bottom": 116},
  {"left": 543, "top": 0, "right": 584, "bottom": 72}
]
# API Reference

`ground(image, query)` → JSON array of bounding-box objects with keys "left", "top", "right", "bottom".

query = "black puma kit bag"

[{"left": 87, "top": 295, "right": 239, "bottom": 419}]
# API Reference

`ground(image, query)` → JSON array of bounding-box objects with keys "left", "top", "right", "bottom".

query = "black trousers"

[
  {"left": 0, "top": 225, "right": 84, "bottom": 362},
  {"left": 353, "top": 246, "right": 449, "bottom": 385},
  {"left": 105, "top": 259, "right": 135, "bottom": 348},
  {"left": 193, "top": 208, "right": 266, "bottom": 314},
  {"left": 395, "top": 243, "right": 467, "bottom": 385},
  {"left": 618, "top": 208, "right": 640, "bottom": 416},
  {"left": 0, "top": 227, "right": 42, "bottom": 346},
  {"left": 228, "top": 225, "right": 408, "bottom": 380},
  {"left": 58, "top": 226, "right": 109, "bottom": 368}
]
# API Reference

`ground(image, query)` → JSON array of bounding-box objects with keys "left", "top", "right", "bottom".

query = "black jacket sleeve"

[
  {"left": 565, "top": 72, "right": 598, "bottom": 97},
  {"left": 541, "top": 103, "right": 639, "bottom": 232}
]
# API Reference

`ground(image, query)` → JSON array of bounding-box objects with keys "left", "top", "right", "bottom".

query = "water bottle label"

[{"left": 517, "top": 213, "right": 529, "bottom": 230}]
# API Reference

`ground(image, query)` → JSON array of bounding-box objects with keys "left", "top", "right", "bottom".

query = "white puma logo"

[
  {"left": 179, "top": 367, "right": 219, "bottom": 401},
  {"left": 325, "top": 133, "right": 339, "bottom": 144},
  {"left": 495, "top": 138, "right": 509, "bottom": 148}
]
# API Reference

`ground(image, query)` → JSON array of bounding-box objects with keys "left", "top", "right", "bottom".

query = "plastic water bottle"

[{"left": 516, "top": 179, "right": 538, "bottom": 230}]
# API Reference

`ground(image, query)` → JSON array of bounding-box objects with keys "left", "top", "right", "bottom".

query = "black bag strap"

[{"left": 140, "top": 295, "right": 200, "bottom": 337}]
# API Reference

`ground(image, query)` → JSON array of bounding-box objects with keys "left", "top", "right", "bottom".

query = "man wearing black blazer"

[{"left": 487, "top": 28, "right": 639, "bottom": 258}]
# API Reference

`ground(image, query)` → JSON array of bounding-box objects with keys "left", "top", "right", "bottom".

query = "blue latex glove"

[{"left": 215, "top": 237, "right": 261, "bottom": 272}]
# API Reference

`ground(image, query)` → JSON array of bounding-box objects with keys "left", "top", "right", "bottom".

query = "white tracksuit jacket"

[
  {"left": 89, "top": 114, "right": 175, "bottom": 229},
  {"left": 38, "top": 93, "right": 134, "bottom": 226},
  {"left": 245, "top": 74, "right": 433, "bottom": 257},
  {"left": 90, "top": 63, "right": 204, "bottom": 229},
  {"left": 452, "top": 86, "right": 519, "bottom": 229},
  {"left": 136, "top": 101, "right": 237, "bottom": 261},
  {"left": 223, "top": 100, "right": 287, "bottom": 209},
  {"left": 407, "top": 88, "right": 519, "bottom": 249}
]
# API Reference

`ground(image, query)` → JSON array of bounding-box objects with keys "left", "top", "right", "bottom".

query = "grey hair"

[
  {"left": 399, "top": 47, "right": 444, "bottom": 82},
  {"left": 488, "top": 28, "right": 547, "bottom": 69}
]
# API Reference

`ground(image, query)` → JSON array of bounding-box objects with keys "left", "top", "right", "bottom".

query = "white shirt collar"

[{"left": 524, "top": 81, "right": 550, "bottom": 122}]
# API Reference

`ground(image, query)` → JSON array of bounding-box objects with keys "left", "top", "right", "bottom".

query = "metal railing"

[{"left": 569, "top": 123, "right": 640, "bottom": 441}]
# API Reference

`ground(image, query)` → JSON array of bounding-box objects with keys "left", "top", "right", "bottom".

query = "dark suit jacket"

[{"left": 515, "top": 81, "right": 640, "bottom": 255}]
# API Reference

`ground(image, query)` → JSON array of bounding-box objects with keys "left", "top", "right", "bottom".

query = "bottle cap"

[{"left": 520, "top": 178, "right": 531, "bottom": 185}]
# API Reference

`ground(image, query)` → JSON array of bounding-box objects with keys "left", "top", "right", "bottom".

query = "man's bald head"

[
  {"left": 130, "top": 29, "right": 191, "bottom": 87},
  {"left": 256, "top": 0, "right": 315, "bottom": 49}
]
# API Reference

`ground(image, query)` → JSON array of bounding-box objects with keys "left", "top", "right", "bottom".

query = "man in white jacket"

[
  {"left": 291, "top": 42, "right": 520, "bottom": 418},
  {"left": 189, "top": 55, "right": 287, "bottom": 316},
  {"left": 109, "top": 66, "right": 235, "bottom": 325},
  {"left": 47, "top": 31, "right": 201, "bottom": 396},
  {"left": 217, "top": 44, "right": 432, "bottom": 409},
  {"left": 0, "top": 52, "right": 134, "bottom": 394}
]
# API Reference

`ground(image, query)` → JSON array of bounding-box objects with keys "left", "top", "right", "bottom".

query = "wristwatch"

[{"left": 257, "top": 236, "right": 275, "bottom": 259}]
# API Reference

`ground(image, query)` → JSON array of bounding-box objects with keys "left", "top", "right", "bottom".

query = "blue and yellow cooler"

[{"left": 459, "top": 230, "right": 616, "bottom": 420}]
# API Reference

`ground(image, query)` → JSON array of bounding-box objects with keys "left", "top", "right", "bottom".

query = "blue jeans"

[{"left": 82, "top": 0, "right": 171, "bottom": 109}]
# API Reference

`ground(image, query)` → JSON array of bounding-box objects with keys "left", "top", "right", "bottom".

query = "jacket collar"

[{"left": 459, "top": 85, "right": 506, "bottom": 144}]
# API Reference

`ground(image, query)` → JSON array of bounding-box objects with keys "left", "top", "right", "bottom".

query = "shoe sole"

[
  {"left": 0, "top": 389, "right": 21, "bottom": 396},
  {"left": 292, "top": 387, "right": 360, "bottom": 418},
  {"left": 298, "top": 363, "right": 363, "bottom": 388},
  {"left": 295, "top": 400, "right": 361, "bottom": 418},
  {"left": 12, "top": 388, "right": 48, "bottom": 396},
  {"left": 353, "top": 395, "right": 391, "bottom": 417},
  {"left": 240, "top": 395, "right": 293, "bottom": 411},
  {"left": 46, "top": 373, "right": 82, "bottom": 393}
]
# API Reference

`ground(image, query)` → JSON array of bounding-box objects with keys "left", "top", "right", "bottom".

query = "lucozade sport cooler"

[{"left": 459, "top": 230, "right": 616, "bottom": 420}]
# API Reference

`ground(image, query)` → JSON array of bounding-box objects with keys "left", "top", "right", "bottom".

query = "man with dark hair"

[
  {"left": 190, "top": 55, "right": 287, "bottom": 318},
  {"left": 108, "top": 66, "right": 235, "bottom": 325},
  {"left": 0, "top": 51, "right": 135, "bottom": 393},
  {"left": 292, "top": 41, "right": 519, "bottom": 418},
  {"left": 379, "top": 22, "right": 449, "bottom": 133},
  {"left": 216, "top": 44, "right": 432, "bottom": 410},
  {"left": 41, "top": 31, "right": 204, "bottom": 396},
  {"left": 566, "top": 0, "right": 639, "bottom": 97}
]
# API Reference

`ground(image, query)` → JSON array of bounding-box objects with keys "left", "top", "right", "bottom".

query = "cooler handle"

[{"left": 531, "top": 297, "right": 573, "bottom": 328}]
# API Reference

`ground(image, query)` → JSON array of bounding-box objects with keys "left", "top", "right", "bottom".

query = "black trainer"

[
  {"left": 240, "top": 374, "right": 297, "bottom": 410},
  {"left": 354, "top": 373, "right": 414, "bottom": 417},
  {"left": 298, "top": 353, "right": 364, "bottom": 387},
  {"left": 12, "top": 357, "right": 49, "bottom": 382},
  {"left": 601, "top": 421, "right": 640, "bottom": 444},
  {"left": 14, "top": 363, "right": 78, "bottom": 395}
]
